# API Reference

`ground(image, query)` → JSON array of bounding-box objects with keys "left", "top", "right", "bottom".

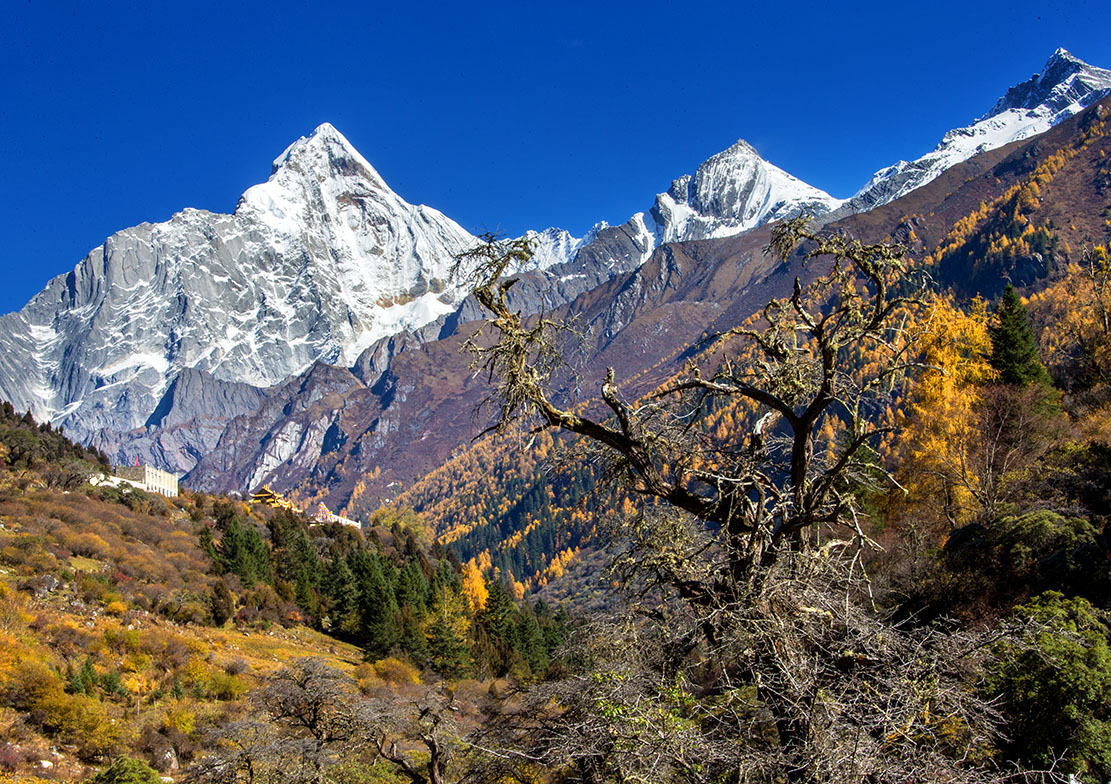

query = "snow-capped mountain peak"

[
  {"left": 650, "top": 137, "right": 843, "bottom": 246},
  {"left": 269, "top": 122, "right": 387, "bottom": 186},
  {"left": 532, "top": 137, "right": 845, "bottom": 280},
  {"left": 984, "top": 48, "right": 1111, "bottom": 120},
  {"left": 845, "top": 48, "right": 1111, "bottom": 213},
  {"left": 238, "top": 123, "right": 397, "bottom": 231},
  {"left": 0, "top": 124, "right": 477, "bottom": 458}
]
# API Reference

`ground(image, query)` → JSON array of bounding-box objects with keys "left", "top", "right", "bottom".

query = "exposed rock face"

[
  {"left": 185, "top": 362, "right": 371, "bottom": 494},
  {"left": 840, "top": 48, "right": 1111, "bottom": 214},
  {"left": 0, "top": 117, "right": 849, "bottom": 479},
  {"left": 85, "top": 369, "right": 267, "bottom": 476},
  {"left": 0, "top": 123, "right": 477, "bottom": 458},
  {"left": 4, "top": 49, "right": 1108, "bottom": 492},
  {"left": 989, "top": 48, "right": 1111, "bottom": 117},
  {"left": 448, "top": 216, "right": 659, "bottom": 327},
  {"left": 650, "top": 140, "right": 843, "bottom": 244}
]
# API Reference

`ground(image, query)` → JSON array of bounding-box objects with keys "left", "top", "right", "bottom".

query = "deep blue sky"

[{"left": 2, "top": 0, "right": 1110, "bottom": 315}]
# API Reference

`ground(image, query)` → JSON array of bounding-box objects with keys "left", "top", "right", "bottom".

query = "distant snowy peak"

[
  {"left": 270, "top": 122, "right": 387, "bottom": 184},
  {"left": 651, "top": 138, "right": 843, "bottom": 246},
  {"left": 0, "top": 122, "right": 477, "bottom": 449},
  {"left": 985, "top": 48, "right": 1111, "bottom": 120},
  {"left": 520, "top": 224, "right": 607, "bottom": 270},
  {"left": 848, "top": 49, "right": 1111, "bottom": 212},
  {"left": 538, "top": 138, "right": 844, "bottom": 277}
]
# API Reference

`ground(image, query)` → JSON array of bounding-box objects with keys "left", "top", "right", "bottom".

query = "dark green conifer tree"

[
  {"left": 476, "top": 580, "right": 519, "bottom": 677},
  {"left": 353, "top": 550, "right": 401, "bottom": 657},
  {"left": 516, "top": 603, "right": 549, "bottom": 676},
  {"left": 396, "top": 560, "right": 430, "bottom": 613},
  {"left": 69, "top": 657, "right": 98, "bottom": 694},
  {"left": 216, "top": 518, "right": 247, "bottom": 577},
  {"left": 199, "top": 525, "right": 218, "bottom": 564},
  {"left": 244, "top": 525, "right": 273, "bottom": 584},
  {"left": 323, "top": 555, "right": 361, "bottom": 635},
  {"left": 990, "top": 284, "right": 1052, "bottom": 387},
  {"left": 210, "top": 579, "right": 235, "bottom": 626},
  {"left": 427, "top": 613, "right": 472, "bottom": 679},
  {"left": 431, "top": 557, "right": 461, "bottom": 594},
  {"left": 287, "top": 529, "right": 322, "bottom": 617},
  {"left": 398, "top": 604, "right": 430, "bottom": 661}
]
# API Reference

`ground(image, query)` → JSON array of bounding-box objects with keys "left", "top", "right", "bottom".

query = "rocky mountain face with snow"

[
  {"left": 0, "top": 123, "right": 837, "bottom": 475},
  {"left": 1, "top": 49, "right": 1107, "bottom": 499},
  {"left": 837, "top": 48, "right": 1111, "bottom": 215},
  {"left": 498, "top": 136, "right": 848, "bottom": 318},
  {"left": 648, "top": 139, "right": 843, "bottom": 243},
  {"left": 193, "top": 90, "right": 1111, "bottom": 509},
  {"left": 0, "top": 124, "right": 479, "bottom": 461},
  {"left": 536, "top": 138, "right": 847, "bottom": 290}
]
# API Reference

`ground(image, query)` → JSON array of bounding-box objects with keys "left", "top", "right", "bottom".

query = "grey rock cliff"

[{"left": 0, "top": 123, "right": 476, "bottom": 462}]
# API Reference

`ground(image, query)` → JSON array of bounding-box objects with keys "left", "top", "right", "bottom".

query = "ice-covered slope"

[
  {"left": 532, "top": 138, "right": 844, "bottom": 278},
  {"left": 649, "top": 139, "right": 843, "bottom": 244},
  {"left": 845, "top": 49, "right": 1111, "bottom": 213},
  {"left": 0, "top": 123, "right": 479, "bottom": 445}
]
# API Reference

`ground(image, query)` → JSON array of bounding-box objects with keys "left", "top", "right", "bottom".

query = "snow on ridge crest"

[
  {"left": 529, "top": 137, "right": 846, "bottom": 277},
  {"left": 269, "top": 122, "right": 382, "bottom": 181},
  {"left": 846, "top": 48, "right": 1111, "bottom": 213},
  {"left": 983, "top": 48, "right": 1111, "bottom": 120},
  {"left": 650, "top": 136, "right": 843, "bottom": 246},
  {"left": 0, "top": 124, "right": 479, "bottom": 450}
]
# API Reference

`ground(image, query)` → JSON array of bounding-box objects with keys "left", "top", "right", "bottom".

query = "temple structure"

[{"left": 248, "top": 485, "right": 299, "bottom": 511}]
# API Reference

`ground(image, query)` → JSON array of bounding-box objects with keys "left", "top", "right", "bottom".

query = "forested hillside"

[
  {"left": 341, "top": 101, "right": 1111, "bottom": 782},
  {"left": 0, "top": 406, "right": 567, "bottom": 782},
  {"left": 2, "top": 99, "right": 1111, "bottom": 784}
]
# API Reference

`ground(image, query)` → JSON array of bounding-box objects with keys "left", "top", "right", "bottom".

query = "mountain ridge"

[
  {"left": 838, "top": 48, "right": 1111, "bottom": 215},
  {"left": 1, "top": 49, "right": 1107, "bottom": 489}
]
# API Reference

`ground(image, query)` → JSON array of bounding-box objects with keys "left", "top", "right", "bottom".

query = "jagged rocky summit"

[
  {"left": 0, "top": 124, "right": 479, "bottom": 454},
  {"left": 840, "top": 48, "right": 1111, "bottom": 214},
  {"left": 649, "top": 139, "right": 843, "bottom": 244},
  {"left": 0, "top": 119, "right": 845, "bottom": 474}
]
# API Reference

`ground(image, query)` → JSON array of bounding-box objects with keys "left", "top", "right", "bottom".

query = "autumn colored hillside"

[
  {"left": 376, "top": 100, "right": 1111, "bottom": 606},
  {"left": 3, "top": 99, "right": 1111, "bottom": 784},
  {"left": 0, "top": 405, "right": 568, "bottom": 782}
]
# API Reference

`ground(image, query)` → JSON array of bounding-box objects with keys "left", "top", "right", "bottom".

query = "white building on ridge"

[{"left": 95, "top": 464, "right": 180, "bottom": 497}]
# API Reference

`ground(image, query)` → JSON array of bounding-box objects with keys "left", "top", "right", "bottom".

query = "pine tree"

[
  {"left": 516, "top": 603, "right": 549, "bottom": 676},
  {"left": 211, "top": 579, "right": 236, "bottom": 626},
  {"left": 199, "top": 525, "right": 219, "bottom": 565},
  {"left": 287, "top": 529, "right": 321, "bottom": 618},
  {"left": 990, "top": 284, "right": 1052, "bottom": 387},
  {"left": 398, "top": 604, "right": 430, "bottom": 661},
  {"left": 431, "top": 557, "right": 461, "bottom": 593},
  {"left": 323, "top": 555, "right": 361, "bottom": 635},
  {"left": 427, "top": 612, "right": 472, "bottom": 679},
  {"left": 396, "top": 560, "right": 429, "bottom": 613},
  {"left": 475, "top": 580, "right": 521, "bottom": 677},
  {"left": 353, "top": 550, "right": 401, "bottom": 657}
]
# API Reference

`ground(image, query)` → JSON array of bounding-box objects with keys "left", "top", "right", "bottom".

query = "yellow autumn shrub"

[{"left": 372, "top": 656, "right": 420, "bottom": 685}]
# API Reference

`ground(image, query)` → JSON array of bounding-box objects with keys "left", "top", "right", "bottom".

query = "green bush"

[
  {"left": 987, "top": 592, "right": 1111, "bottom": 782},
  {"left": 942, "top": 510, "right": 1109, "bottom": 611},
  {"left": 88, "top": 755, "right": 162, "bottom": 784},
  {"left": 207, "top": 670, "right": 246, "bottom": 700},
  {"left": 38, "top": 691, "right": 121, "bottom": 760}
]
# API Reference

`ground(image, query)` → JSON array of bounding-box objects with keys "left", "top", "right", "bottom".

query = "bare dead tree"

[
  {"left": 186, "top": 719, "right": 282, "bottom": 784},
  {"left": 471, "top": 550, "right": 1071, "bottom": 784},
  {"left": 187, "top": 659, "right": 368, "bottom": 784},
  {"left": 187, "top": 660, "right": 476, "bottom": 784},
  {"left": 361, "top": 687, "right": 463, "bottom": 784},
  {"left": 456, "top": 223, "right": 1033, "bottom": 783},
  {"left": 459, "top": 218, "right": 923, "bottom": 604}
]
